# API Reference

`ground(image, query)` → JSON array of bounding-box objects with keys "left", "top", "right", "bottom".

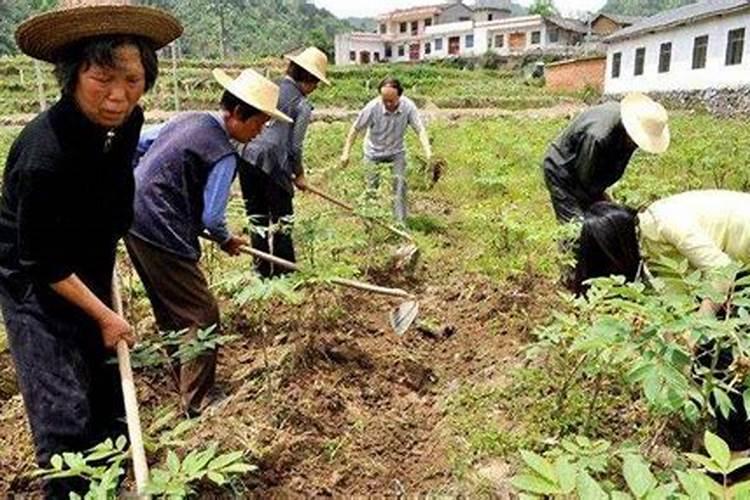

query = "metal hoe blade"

[
  {"left": 390, "top": 300, "right": 419, "bottom": 337},
  {"left": 393, "top": 243, "right": 420, "bottom": 270}
]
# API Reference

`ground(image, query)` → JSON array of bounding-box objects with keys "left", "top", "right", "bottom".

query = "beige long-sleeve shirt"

[{"left": 639, "top": 190, "right": 750, "bottom": 292}]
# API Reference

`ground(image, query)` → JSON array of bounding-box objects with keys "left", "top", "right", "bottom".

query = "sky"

[{"left": 313, "top": 0, "right": 608, "bottom": 18}]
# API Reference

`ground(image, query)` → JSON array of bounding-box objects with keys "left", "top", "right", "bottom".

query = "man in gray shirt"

[{"left": 340, "top": 77, "right": 432, "bottom": 223}]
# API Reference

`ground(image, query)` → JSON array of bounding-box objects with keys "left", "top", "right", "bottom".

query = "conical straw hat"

[
  {"left": 621, "top": 93, "right": 670, "bottom": 154},
  {"left": 16, "top": 0, "right": 183, "bottom": 63},
  {"left": 213, "top": 68, "right": 293, "bottom": 123},
  {"left": 285, "top": 47, "right": 331, "bottom": 85}
]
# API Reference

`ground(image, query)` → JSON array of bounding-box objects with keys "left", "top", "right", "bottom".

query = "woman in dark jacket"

[{"left": 0, "top": 2, "right": 181, "bottom": 497}]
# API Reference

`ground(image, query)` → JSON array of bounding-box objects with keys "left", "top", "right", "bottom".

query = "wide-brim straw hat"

[
  {"left": 285, "top": 47, "right": 331, "bottom": 85},
  {"left": 16, "top": 0, "right": 183, "bottom": 63},
  {"left": 621, "top": 92, "right": 671, "bottom": 154},
  {"left": 213, "top": 68, "right": 292, "bottom": 124}
]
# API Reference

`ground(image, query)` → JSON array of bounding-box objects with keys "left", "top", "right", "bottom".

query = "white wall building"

[
  {"left": 604, "top": 0, "right": 750, "bottom": 94},
  {"left": 335, "top": 0, "right": 586, "bottom": 66}
]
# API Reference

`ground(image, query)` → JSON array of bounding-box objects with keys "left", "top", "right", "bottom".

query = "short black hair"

[
  {"left": 220, "top": 90, "right": 262, "bottom": 121},
  {"left": 573, "top": 202, "right": 641, "bottom": 295},
  {"left": 287, "top": 61, "right": 320, "bottom": 84},
  {"left": 379, "top": 77, "right": 403, "bottom": 96},
  {"left": 53, "top": 35, "right": 159, "bottom": 95}
]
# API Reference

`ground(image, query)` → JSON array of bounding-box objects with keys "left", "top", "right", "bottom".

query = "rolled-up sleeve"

[
  {"left": 407, "top": 104, "right": 426, "bottom": 135},
  {"left": 16, "top": 153, "right": 72, "bottom": 284},
  {"left": 289, "top": 102, "right": 313, "bottom": 177},
  {"left": 353, "top": 101, "right": 374, "bottom": 132}
]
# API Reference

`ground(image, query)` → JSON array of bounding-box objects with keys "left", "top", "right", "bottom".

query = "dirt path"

[{"left": 0, "top": 103, "right": 584, "bottom": 128}]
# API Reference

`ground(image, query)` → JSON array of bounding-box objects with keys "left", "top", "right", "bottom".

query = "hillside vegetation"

[
  {"left": 0, "top": 0, "right": 352, "bottom": 59},
  {"left": 601, "top": 0, "right": 697, "bottom": 17}
]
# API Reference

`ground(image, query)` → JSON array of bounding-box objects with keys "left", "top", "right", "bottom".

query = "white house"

[
  {"left": 604, "top": 0, "right": 750, "bottom": 94},
  {"left": 334, "top": 0, "right": 587, "bottom": 65},
  {"left": 422, "top": 15, "right": 586, "bottom": 59}
]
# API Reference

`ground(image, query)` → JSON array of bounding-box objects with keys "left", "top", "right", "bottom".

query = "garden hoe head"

[
  {"left": 392, "top": 243, "right": 421, "bottom": 272},
  {"left": 390, "top": 300, "right": 419, "bottom": 337}
]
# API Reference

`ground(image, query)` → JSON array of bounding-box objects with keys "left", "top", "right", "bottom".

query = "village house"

[
  {"left": 604, "top": 0, "right": 750, "bottom": 95},
  {"left": 590, "top": 12, "right": 641, "bottom": 38},
  {"left": 334, "top": 0, "right": 587, "bottom": 65}
]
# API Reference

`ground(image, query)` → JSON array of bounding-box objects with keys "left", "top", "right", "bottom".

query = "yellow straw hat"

[
  {"left": 213, "top": 68, "right": 293, "bottom": 124},
  {"left": 621, "top": 93, "right": 671, "bottom": 154},
  {"left": 285, "top": 47, "right": 331, "bottom": 85},
  {"left": 16, "top": 0, "right": 183, "bottom": 63}
]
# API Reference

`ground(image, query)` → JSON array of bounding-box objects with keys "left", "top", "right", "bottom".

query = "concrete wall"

[
  {"left": 437, "top": 3, "right": 474, "bottom": 24},
  {"left": 546, "top": 56, "right": 606, "bottom": 92},
  {"left": 605, "top": 10, "right": 750, "bottom": 94},
  {"left": 334, "top": 34, "right": 386, "bottom": 66},
  {"left": 425, "top": 21, "right": 478, "bottom": 58}
]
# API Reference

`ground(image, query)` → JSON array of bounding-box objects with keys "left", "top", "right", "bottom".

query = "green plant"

[
  {"left": 33, "top": 437, "right": 129, "bottom": 500},
  {"left": 130, "top": 325, "right": 238, "bottom": 371},
  {"left": 144, "top": 446, "right": 256, "bottom": 498},
  {"left": 513, "top": 432, "right": 750, "bottom": 499},
  {"left": 532, "top": 260, "right": 750, "bottom": 425}
]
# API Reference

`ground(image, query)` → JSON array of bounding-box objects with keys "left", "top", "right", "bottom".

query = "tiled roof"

[{"left": 546, "top": 15, "right": 588, "bottom": 34}]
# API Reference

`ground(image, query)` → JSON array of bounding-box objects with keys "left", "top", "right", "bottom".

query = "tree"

[{"left": 528, "top": 0, "right": 559, "bottom": 17}]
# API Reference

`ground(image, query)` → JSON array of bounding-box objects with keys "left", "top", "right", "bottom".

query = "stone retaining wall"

[{"left": 607, "top": 86, "right": 750, "bottom": 117}]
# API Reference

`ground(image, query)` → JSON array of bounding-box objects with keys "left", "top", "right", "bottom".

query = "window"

[
  {"left": 465, "top": 34, "right": 474, "bottom": 48},
  {"left": 612, "top": 52, "right": 622, "bottom": 78},
  {"left": 398, "top": 45, "right": 405, "bottom": 57},
  {"left": 548, "top": 28, "right": 559, "bottom": 43},
  {"left": 425, "top": 18, "right": 432, "bottom": 27},
  {"left": 495, "top": 34, "right": 504, "bottom": 48},
  {"left": 411, "top": 21, "right": 419, "bottom": 35},
  {"left": 459, "top": 16, "right": 470, "bottom": 21},
  {"left": 658, "top": 42, "right": 672, "bottom": 73},
  {"left": 434, "top": 38, "right": 443, "bottom": 51},
  {"left": 379, "top": 23, "right": 387, "bottom": 34},
  {"left": 726, "top": 28, "right": 745, "bottom": 66},
  {"left": 349, "top": 51, "right": 356, "bottom": 61},
  {"left": 400, "top": 22, "right": 407, "bottom": 33},
  {"left": 425, "top": 42, "right": 431, "bottom": 55},
  {"left": 634, "top": 47, "right": 646, "bottom": 75},
  {"left": 531, "top": 31, "right": 541, "bottom": 45},
  {"left": 374, "top": 52, "right": 381, "bottom": 62},
  {"left": 385, "top": 44, "right": 392, "bottom": 58},
  {"left": 692, "top": 35, "right": 709, "bottom": 69},
  {"left": 488, "top": 14, "right": 494, "bottom": 21}
]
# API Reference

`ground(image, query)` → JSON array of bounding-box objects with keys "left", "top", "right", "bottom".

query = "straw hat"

[
  {"left": 213, "top": 68, "right": 293, "bottom": 123},
  {"left": 15, "top": 0, "right": 183, "bottom": 63},
  {"left": 620, "top": 93, "right": 670, "bottom": 154},
  {"left": 285, "top": 47, "right": 331, "bottom": 85}
]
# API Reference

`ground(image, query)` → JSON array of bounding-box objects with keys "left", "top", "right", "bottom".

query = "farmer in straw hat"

[
  {"left": 127, "top": 69, "right": 291, "bottom": 416},
  {"left": 542, "top": 93, "right": 671, "bottom": 225},
  {"left": 0, "top": 0, "right": 181, "bottom": 497},
  {"left": 340, "top": 77, "right": 433, "bottom": 224},
  {"left": 237, "top": 47, "right": 330, "bottom": 277},
  {"left": 541, "top": 93, "right": 670, "bottom": 290}
]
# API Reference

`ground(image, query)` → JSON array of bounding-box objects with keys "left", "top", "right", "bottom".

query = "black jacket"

[{"left": 0, "top": 95, "right": 143, "bottom": 307}]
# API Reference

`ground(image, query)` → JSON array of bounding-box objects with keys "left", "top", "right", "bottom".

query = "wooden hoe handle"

[{"left": 112, "top": 271, "right": 150, "bottom": 497}]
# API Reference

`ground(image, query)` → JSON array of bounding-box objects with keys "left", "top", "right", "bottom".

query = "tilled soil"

[{"left": 0, "top": 224, "right": 558, "bottom": 497}]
